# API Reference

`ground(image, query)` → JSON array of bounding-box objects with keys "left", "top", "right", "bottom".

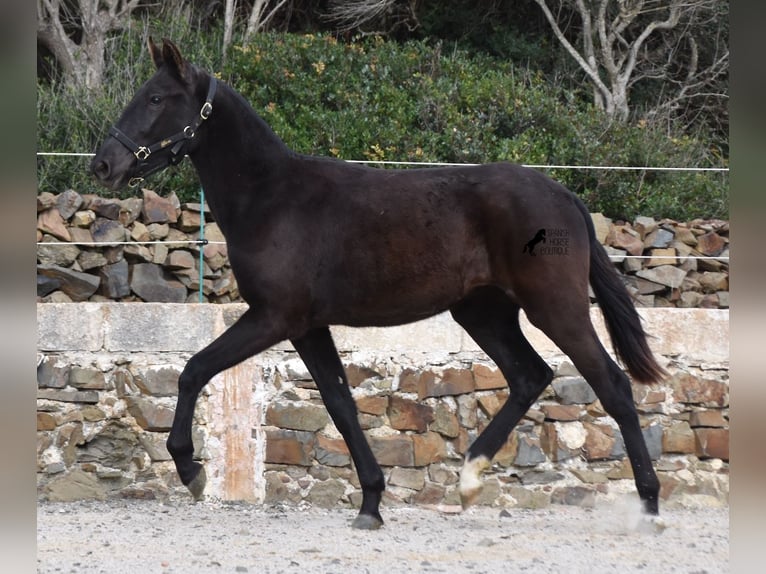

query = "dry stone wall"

[
  {"left": 37, "top": 189, "right": 729, "bottom": 308},
  {"left": 37, "top": 303, "right": 729, "bottom": 511}
]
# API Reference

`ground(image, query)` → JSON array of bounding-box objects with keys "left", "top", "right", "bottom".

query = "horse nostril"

[{"left": 92, "top": 160, "right": 111, "bottom": 181}]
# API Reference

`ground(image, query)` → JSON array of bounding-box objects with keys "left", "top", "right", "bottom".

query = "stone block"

[
  {"left": 345, "top": 363, "right": 384, "bottom": 387},
  {"left": 37, "top": 356, "right": 70, "bottom": 388},
  {"left": 125, "top": 397, "right": 175, "bottom": 431},
  {"left": 355, "top": 395, "right": 388, "bottom": 416},
  {"left": 37, "top": 303, "right": 106, "bottom": 351},
  {"left": 694, "top": 428, "right": 729, "bottom": 461},
  {"left": 264, "top": 428, "right": 315, "bottom": 466},
  {"left": 308, "top": 479, "right": 346, "bottom": 508},
  {"left": 412, "top": 431, "right": 447, "bottom": 466},
  {"left": 477, "top": 391, "right": 508, "bottom": 418},
  {"left": 132, "top": 365, "right": 181, "bottom": 397},
  {"left": 130, "top": 263, "right": 187, "bottom": 303},
  {"left": 56, "top": 189, "right": 83, "bottom": 220},
  {"left": 583, "top": 422, "right": 618, "bottom": 461},
  {"left": 606, "top": 225, "right": 644, "bottom": 256},
  {"left": 314, "top": 434, "right": 350, "bottom": 467},
  {"left": 69, "top": 366, "right": 106, "bottom": 390},
  {"left": 77, "top": 421, "right": 140, "bottom": 470},
  {"left": 541, "top": 404, "right": 581, "bottom": 421},
  {"left": 668, "top": 372, "right": 728, "bottom": 407},
  {"left": 37, "top": 208, "right": 71, "bottom": 241},
  {"left": 397, "top": 369, "right": 434, "bottom": 394},
  {"left": 514, "top": 434, "right": 546, "bottom": 467},
  {"left": 551, "top": 376, "right": 596, "bottom": 405},
  {"left": 369, "top": 435, "right": 414, "bottom": 467},
  {"left": 37, "top": 265, "right": 100, "bottom": 302},
  {"left": 37, "top": 236, "right": 80, "bottom": 267},
  {"left": 43, "top": 469, "right": 107, "bottom": 502},
  {"left": 429, "top": 402, "right": 459, "bottom": 438},
  {"left": 38, "top": 389, "right": 99, "bottom": 404},
  {"left": 636, "top": 265, "right": 687, "bottom": 289},
  {"left": 689, "top": 410, "right": 727, "bottom": 428},
  {"left": 104, "top": 303, "right": 219, "bottom": 352},
  {"left": 590, "top": 213, "right": 612, "bottom": 244},
  {"left": 696, "top": 232, "right": 726, "bottom": 257},
  {"left": 141, "top": 188, "right": 179, "bottom": 223},
  {"left": 91, "top": 218, "right": 127, "bottom": 243},
  {"left": 99, "top": 259, "right": 130, "bottom": 299},
  {"left": 419, "top": 368, "right": 474, "bottom": 399},
  {"left": 646, "top": 248, "right": 677, "bottom": 267},
  {"left": 473, "top": 364, "right": 507, "bottom": 390},
  {"left": 642, "top": 423, "right": 663, "bottom": 460},
  {"left": 389, "top": 467, "right": 425, "bottom": 490},
  {"left": 89, "top": 197, "right": 122, "bottom": 220},
  {"left": 266, "top": 401, "right": 329, "bottom": 432},
  {"left": 387, "top": 395, "right": 433, "bottom": 432},
  {"left": 662, "top": 421, "right": 696, "bottom": 454},
  {"left": 37, "top": 412, "right": 57, "bottom": 431},
  {"left": 551, "top": 486, "right": 595, "bottom": 508}
]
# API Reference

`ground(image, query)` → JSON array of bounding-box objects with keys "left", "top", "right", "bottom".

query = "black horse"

[{"left": 91, "top": 39, "right": 666, "bottom": 530}]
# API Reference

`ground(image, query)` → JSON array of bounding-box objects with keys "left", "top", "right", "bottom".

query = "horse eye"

[{"left": 149, "top": 95, "right": 163, "bottom": 105}]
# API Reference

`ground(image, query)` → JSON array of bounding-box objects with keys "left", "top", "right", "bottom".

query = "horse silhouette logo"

[{"left": 522, "top": 228, "right": 546, "bottom": 255}]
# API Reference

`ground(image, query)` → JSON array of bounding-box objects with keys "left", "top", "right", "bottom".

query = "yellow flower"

[{"left": 312, "top": 61, "right": 326, "bottom": 75}]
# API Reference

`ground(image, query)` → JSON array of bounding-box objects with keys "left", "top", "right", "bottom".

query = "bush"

[{"left": 37, "top": 26, "right": 728, "bottom": 220}]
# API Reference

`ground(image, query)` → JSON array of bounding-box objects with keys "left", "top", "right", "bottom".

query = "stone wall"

[
  {"left": 37, "top": 189, "right": 729, "bottom": 308},
  {"left": 37, "top": 303, "right": 729, "bottom": 511}
]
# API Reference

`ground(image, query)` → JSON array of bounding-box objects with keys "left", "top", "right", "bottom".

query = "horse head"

[{"left": 90, "top": 38, "right": 216, "bottom": 190}]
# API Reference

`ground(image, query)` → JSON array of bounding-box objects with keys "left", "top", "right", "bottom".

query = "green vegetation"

[{"left": 37, "top": 26, "right": 727, "bottom": 221}]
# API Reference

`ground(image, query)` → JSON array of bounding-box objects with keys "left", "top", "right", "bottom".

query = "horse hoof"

[
  {"left": 459, "top": 455, "right": 490, "bottom": 508},
  {"left": 459, "top": 486, "right": 482, "bottom": 510},
  {"left": 351, "top": 513, "right": 384, "bottom": 530},
  {"left": 637, "top": 514, "right": 667, "bottom": 534},
  {"left": 187, "top": 465, "right": 207, "bottom": 501}
]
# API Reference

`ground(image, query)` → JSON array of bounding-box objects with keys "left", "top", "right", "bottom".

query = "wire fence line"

[{"left": 37, "top": 151, "right": 730, "bottom": 172}]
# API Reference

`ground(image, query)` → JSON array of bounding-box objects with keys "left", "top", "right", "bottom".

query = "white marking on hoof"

[
  {"left": 459, "top": 455, "right": 490, "bottom": 508},
  {"left": 636, "top": 514, "right": 667, "bottom": 534}
]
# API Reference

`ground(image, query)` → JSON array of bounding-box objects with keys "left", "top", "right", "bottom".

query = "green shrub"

[{"left": 37, "top": 27, "right": 728, "bottom": 220}]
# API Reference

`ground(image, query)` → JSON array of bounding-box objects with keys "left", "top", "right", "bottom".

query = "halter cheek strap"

[{"left": 108, "top": 75, "right": 217, "bottom": 186}]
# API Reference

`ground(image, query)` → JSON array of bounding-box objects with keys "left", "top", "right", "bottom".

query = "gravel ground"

[{"left": 37, "top": 498, "right": 728, "bottom": 574}]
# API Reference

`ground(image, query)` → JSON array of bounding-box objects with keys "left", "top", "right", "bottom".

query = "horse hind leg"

[
  {"left": 291, "top": 327, "right": 385, "bottom": 530},
  {"left": 524, "top": 303, "right": 663, "bottom": 528},
  {"left": 450, "top": 288, "right": 553, "bottom": 507}
]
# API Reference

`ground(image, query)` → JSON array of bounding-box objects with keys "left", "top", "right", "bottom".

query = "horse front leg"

[
  {"left": 291, "top": 327, "right": 386, "bottom": 530},
  {"left": 166, "top": 308, "right": 285, "bottom": 500}
]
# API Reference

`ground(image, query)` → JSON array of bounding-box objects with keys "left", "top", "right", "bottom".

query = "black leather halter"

[{"left": 108, "top": 76, "right": 217, "bottom": 186}]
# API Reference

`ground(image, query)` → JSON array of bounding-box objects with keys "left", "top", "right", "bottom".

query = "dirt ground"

[{"left": 37, "top": 498, "right": 728, "bottom": 574}]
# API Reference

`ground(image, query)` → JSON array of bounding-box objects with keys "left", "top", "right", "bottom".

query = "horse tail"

[{"left": 576, "top": 199, "right": 667, "bottom": 384}]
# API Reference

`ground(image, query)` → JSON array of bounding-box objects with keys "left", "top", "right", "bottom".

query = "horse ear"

[
  {"left": 148, "top": 36, "right": 163, "bottom": 69},
  {"left": 161, "top": 38, "right": 189, "bottom": 81}
]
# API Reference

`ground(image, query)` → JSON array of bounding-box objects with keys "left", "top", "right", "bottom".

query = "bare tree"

[
  {"left": 37, "top": 0, "right": 141, "bottom": 89},
  {"left": 222, "top": 0, "right": 291, "bottom": 60},
  {"left": 323, "top": 0, "right": 420, "bottom": 35},
  {"left": 532, "top": 0, "right": 727, "bottom": 123}
]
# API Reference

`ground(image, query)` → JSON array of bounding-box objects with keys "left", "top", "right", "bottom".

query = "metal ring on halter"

[
  {"left": 183, "top": 126, "right": 195, "bottom": 138},
  {"left": 135, "top": 147, "right": 151, "bottom": 161},
  {"left": 200, "top": 102, "right": 212, "bottom": 120}
]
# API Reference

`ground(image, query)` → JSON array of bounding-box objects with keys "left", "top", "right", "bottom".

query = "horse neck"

[{"left": 188, "top": 76, "right": 291, "bottom": 227}]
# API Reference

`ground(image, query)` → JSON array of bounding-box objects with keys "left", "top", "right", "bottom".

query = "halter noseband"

[{"left": 108, "top": 76, "right": 217, "bottom": 187}]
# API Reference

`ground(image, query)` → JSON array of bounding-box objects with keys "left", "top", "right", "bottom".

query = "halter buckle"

[
  {"left": 200, "top": 102, "right": 213, "bottom": 120},
  {"left": 135, "top": 147, "right": 151, "bottom": 161}
]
